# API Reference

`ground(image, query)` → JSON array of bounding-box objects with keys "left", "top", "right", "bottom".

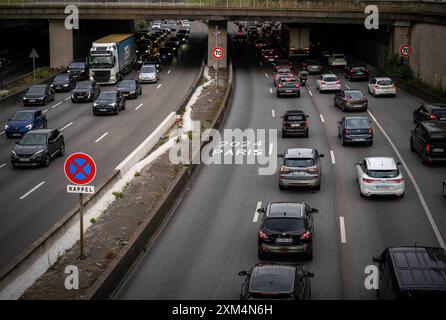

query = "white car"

[
  {"left": 316, "top": 74, "right": 341, "bottom": 92},
  {"left": 152, "top": 21, "right": 161, "bottom": 30},
  {"left": 356, "top": 157, "right": 405, "bottom": 198},
  {"left": 328, "top": 53, "right": 347, "bottom": 67},
  {"left": 368, "top": 77, "right": 396, "bottom": 97}
]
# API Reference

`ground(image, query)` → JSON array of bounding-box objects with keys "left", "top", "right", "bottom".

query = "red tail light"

[
  {"left": 368, "top": 128, "right": 373, "bottom": 135},
  {"left": 425, "top": 143, "right": 431, "bottom": 153},
  {"left": 278, "top": 83, "right": 283, "bottom": 88},
  {"left": 280, "top": 166, "right": 290, "bottom": 173},
  {"left": 306, "top": 167, "right": 319, "bottom": 173},
  {"left": 282, "top": 121, "right": 288, "bottom": 127},
  {"left": 430, "top": 114, "right": 438, "bottom": 120},
  {"left": 388, "top": 178, "right": 404, "bottom": 183},
  {"left": 300, "top": 230, "right": 311, "bottom": 241},
  {"left": 259, "top": 230, "right": 269, "bottom": 240},
  {"left": 321, "top": 81, "right": 326, "bottom": 85},
  {"left": 363, "top": 178, "right": 378, "bottom": 183},
  {"left": 344, "top": 128, "right": 350, "bottom": 135},
  {"left": 303, "top": 121, "right": 308, "bottom": 127},
  {"left": 295, "top": 83, "right": 300, "bottom": 88}
]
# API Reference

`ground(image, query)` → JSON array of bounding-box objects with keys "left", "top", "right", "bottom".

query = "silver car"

[
  {"left": 278, "top": 148, "right": 324, "bottom": 190},
  {"left": 138, "top": 64, "right": 159, "bottom": 84}
]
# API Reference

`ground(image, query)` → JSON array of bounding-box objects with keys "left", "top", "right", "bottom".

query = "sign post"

[
  {"left": 212, "top": 26, "right": 222, "bottom": 87},
  {"left": 28, "top": 48, "right": 39, "bottom": 82},
  {"left": 64, "top": 152, "right": 97, "bottom": 259}
]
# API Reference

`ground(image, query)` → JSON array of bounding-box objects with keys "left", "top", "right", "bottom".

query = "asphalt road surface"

[
  {"left": 0, "top": 22, "right": 207, "bottom": 270},
  {"left": 117, "top": 23, "right": 445, "bottom": 300}
]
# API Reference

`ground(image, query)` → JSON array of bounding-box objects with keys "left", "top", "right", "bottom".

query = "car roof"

[
  {"left": 267, "top": 202, "right": 305, "bottom": 218},
  {"left": 285, "top": 148, "right": 314, "bottom": 158},
  {"left": 420, "top": 121, "right": 446, "bottom": 132},
  {"left": 15, "top": 109, "right": 38, "bottom": 114},
  {"left": 99, "top": 91, "right": 117, "bottom": 95},
  {"left": 249, "top": 264, "right": 296, "bottom": 294},
  {"left": 365, "top": 157, "right": 397, "bottom": 170},
  {"left": 387, "top": 247, "right": 446, "bottom": 292}
]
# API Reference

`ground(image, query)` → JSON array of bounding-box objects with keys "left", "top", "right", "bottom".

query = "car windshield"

[
  {"left": 76, "top": 82, "right": 92, "bottom": 89},
  {"left": 141, "top": 65, "right": 156, "bottom": 73},
  {"left": 69, "top": 62, "right": 85, "bottom": 69},
  {"left": 286, "top": 115, "right": 304, "bottom": 121},
  {"left": 19, "top": 133, "right": 47, "bottom": 145},
  {"left": 324, "top": 76, "right": 338, "bottom": 82},
  {"left": 12, "top": 112, "right": 34, "bottom": 121},
  {"left": 284, "top": 158, "right": 314, "bottom": 167},
  {"left": 54, "top": 74, "right": 68, "bottom": 81},
  {"left": 367, "top": 169, "right": 399, "bottom": 178},
  {"left": 346, "top": 91, "right": 364, "bottom": 99},
  {"left": 377, "top": 79, "right": 393, "bottom": 85},
  {"left": 118, "top": 81, "right": 135, "bottom": 89},
  {"left": 97, "top": 92, "right": 116, "bottom": 100},
  {"left": 28, "top": 86, "right": 45, "bottom": 94},
  {"left": 265, "top": 218, "right": 306, "bottom": 233},
  {"left": 346, "top": 118, "right": 370, "bottom": 128}
]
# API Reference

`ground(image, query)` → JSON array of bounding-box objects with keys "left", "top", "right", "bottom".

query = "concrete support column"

[
  {"left": 392, "top": 20, "right": 411, "bottom": 55},
  {"left": 49, "top": 20, "right": 73, "bottom": 68},
  {"left": 207, "top": 20, "right": 227, "bottom": 69}
]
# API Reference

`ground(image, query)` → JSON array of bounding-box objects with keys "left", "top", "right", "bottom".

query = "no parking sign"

[{"left": 64, "top": 152, "right": 96, "bottom": 193}]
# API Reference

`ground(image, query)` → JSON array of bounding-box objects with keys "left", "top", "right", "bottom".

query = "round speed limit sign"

[
  {"left": 399, "top": 44, "right": 412, "bottom": 58},
  {"left": 212, "top": 47, "right": 224, "bottom": 60}
]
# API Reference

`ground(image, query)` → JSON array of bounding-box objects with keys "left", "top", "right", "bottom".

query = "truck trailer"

[
  {"left": 280, "top": 25, "right": 310, "bottom": 57},
  {"left": 88, "top": 34, "right": 135, "bottom": 84}
]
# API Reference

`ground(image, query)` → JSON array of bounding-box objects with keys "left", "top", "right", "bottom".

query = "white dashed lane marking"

[
  {"left": 94, "top": 132, "right": 109, "bottom": 143},
  {"left": 253, "top": 201, "right": 262, "bottom": 223},
  {"left": 20, "top": 181, "right": 45, "bottom": 200}
]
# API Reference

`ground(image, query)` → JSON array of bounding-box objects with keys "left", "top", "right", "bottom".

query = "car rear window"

[
  {"left": 367, "top": 170, "right": 399, "bottom": 178},
  {"left": 351, "top": 66, "right": 366, "bottom": 71},
  {"left": 281, "top": 82, "right": 298, "bottom": 88},
  {"left": 334, "top": 54, "right": 345, "bottom": 58},
  {"left": 432, "top": 109, "right": 446, "bottom": 118},
  {"left": 284, "top": 158, "right": 314, "bottom": 167},
  {"left": 265, "top": 218, "right": 306, "bottom": 233},
  {"left": 428, "top": 134, "right": 446, "bottom": 143},
  {"left": 377, "top": 79, "right": 393, "bottom": 85},
  {"left": 286, "top": 115, "right": 304, "bottom": 121},
  {"left": 323, "top": 76, "right": 338, "bottom": 82},
  {"left": 345, "top": 91, "right": 364, "bottom": 99},
  {"left": 346, "top": 118, "right": 370, "bottom": 128}
]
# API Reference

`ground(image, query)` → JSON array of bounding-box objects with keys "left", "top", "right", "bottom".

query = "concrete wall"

[
  {"left": 49, "top": 20, "right": 73, "bottom": 68},
  {"left": 208, "top": 20, "right": 227, "bottom": 69},
  {"left": 409, "top": 23, "right": 446, "bottom": 93}
]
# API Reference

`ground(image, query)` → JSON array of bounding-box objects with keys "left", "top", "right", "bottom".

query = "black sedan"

[
  {"left": 337, "top": 116, "right": 373, "bottom": 146},
  {"left": 71, "top": 81, "right": 100, "bottom": 103},
  {"left": 257, "top": 202, "right": 318, "bottom": 260},
  {"left": 334, "top": 89, "right": 368, "bottom": 111},
  {"left": 159, "top": 47, "right": 173, "bottom": 62},
  {"left": 93, "top": 91, "right": 126, "bottom": 115},
  {"left": 413, "top": 104, "right": 446, "bottom": 123},
  {"left": 302, "top": 60, "right": 323, "bottom": 74},
  {"left": 145, "top": 55, "right": 162, "bottom": 72},
  {"left": 239, "top": 264, "right": 314, "bottom": 300},
  {"left": 117, "top": 80, "right": 142, "bottom": 99},
  {"left": 50, "top": 73, "right": 75, "bottom": 92},
  {"left": 277, "top": 80, "right": 300, "bottom": 98},
  {"left": 11, "top": 129, "right": 65, "bottom": 168},
  {"left": 23, "top": 85, "right": 55, "bottom": 106},
  {"left": 345, "top": 63, "right": 369, "bottom": 81},
  {"left": 165, "top": 41, "right": 178, "bottom": 56}
]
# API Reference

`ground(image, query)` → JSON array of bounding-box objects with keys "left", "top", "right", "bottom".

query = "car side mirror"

[
  {"left": 305, "top": 272, "right": 315, "bottom": 278},
  {"left": 257, "top": 208, "right": 265, "bottom": 214},
  {"left": 318, "top": 154, "right": 325, "bottom": 158},
  {"left": 311, "top": 208, "right": 319, "bottom": 213},
  {"left": 372, "top": 255, "right": 381, "bottom": 264},
  {"left": 278, "top": 153, "right": 284, "bottom": 158},
  {"left": 238, "top": 270, "right": 248, "bottom": 276},
  {"left": 355, "top": 161, "right": 360, "bottom": 165},
  {"left": 396, "top": 161, "right": 402, "bottom": 166}
]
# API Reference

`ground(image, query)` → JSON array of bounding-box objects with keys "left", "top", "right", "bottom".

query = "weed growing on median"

[
  {"left": 90, "top": 218, "right": 97, "bottom": 224},
  {"left": 112, "top": 191, "right": 124, "bottom": 199},
  {"left": 134, "top": 171, "right": 141, "bottom": 177}
]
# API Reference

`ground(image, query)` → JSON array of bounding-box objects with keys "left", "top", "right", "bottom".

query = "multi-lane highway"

[
  {"left": 0, "top": 22, "right": 207, "bottom": 270},
  {"left": 116, "top": 23, "right": 445, "bottom": 300}
]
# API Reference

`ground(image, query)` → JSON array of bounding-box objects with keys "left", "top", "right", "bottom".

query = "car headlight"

[
  {"left": 130, "top": 91, "right": 135, "bottom": 94},
  {"left": 93, "top": 102, "right": 98, "bottom": 107},
  {"left": 11, "top": 150, "right": 17, "bottom": 157},
  {"left": 63, "top": 84, "right": 68, "bottom": 87},
  {"left": 33, "top": 150, "right": 43, "bottom": 156},
  {"left": 110, "top": 102, "right": 117, "bottom": 107},
  {"left": 26, "top": 124, "right": 32, "bottom": 130},
  {"left": 5, "top": 124, "right": 9, "bottom": 130}
]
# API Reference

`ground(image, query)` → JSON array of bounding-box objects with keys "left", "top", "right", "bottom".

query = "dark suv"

[
  {"left": 373, "top": 247, "right": 446, "bottom": 300},
  {"left": 257, "top": 202, "right": 318, "bottom": 260},
  {"left": 413, "top": 104, "right": 446, "bottom": 123},
  {"left": 338, "top": 116, "right": 373, "bottom": 146},
  {"left": 238, "top": 263, "right": 314, "bottom": 300},
  {"left": 68, "top": 60, "right": 89, "bottom": 81},
  {"left": 345, "top": 63, "right": 369, "bottom": 81},
  {"left": 281, "top": 110, "right": 309, "bottom": 138},
  {"left": 93, "top": 91, "right": 126, "bottom": 115},
  {"left": 71, "top": 81, "right": 100, "bottom": 103},
  {"left": 410, "top": 121, "right": 446, "bottom": 164}
]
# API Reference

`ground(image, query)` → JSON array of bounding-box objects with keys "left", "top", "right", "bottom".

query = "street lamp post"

[{"left": 213, "top": 26, "right": 221, "bottom": 87}]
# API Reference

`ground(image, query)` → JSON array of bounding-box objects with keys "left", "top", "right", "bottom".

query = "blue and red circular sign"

[{"left": 64, "top": 152, "right": 96, "bottom": 185}]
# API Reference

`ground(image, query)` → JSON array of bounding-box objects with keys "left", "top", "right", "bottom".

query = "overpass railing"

[{"left": 1, "top": 0, "right": 445, "bottom": 7}]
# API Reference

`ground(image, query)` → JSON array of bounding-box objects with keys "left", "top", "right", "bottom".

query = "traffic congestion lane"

[
  {"left": 117, "top": 34, "right": 343, "bottom": 300},
  {"left": 0, "top": 22, "right": 207, "bottom": 270},
  {"left": 306, "top": 71, "right": 441, "bottom": 299}
]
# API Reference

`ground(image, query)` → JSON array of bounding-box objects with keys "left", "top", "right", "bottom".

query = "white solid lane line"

[
  {"left": 269, "top": 88, "right": 273, "bottom": 94},
  {"left": 65, "top": 96, "right": 71, "bottom": 101},
  {"left": 167, "top": 70, "right": 171, "bottom": 74},
  {"left": 309, "top": 90, "right": 313, "bottom": 97},
  {"left": 60, "top": 122, "right": 73, "bottom": 131},
  {"left": 135, "top": 103, "right": 144, "bottom": 111},
  {"left": 253, "top": 201, "right": 262, "bottom": 223},
  {"left": 345, "top": 85, "right": 351, "bottom": 89},
  {"left": 51, "top": 102, "right": 62, "bottom": 109},
  {"left": 340, "top": 216, "right": 347, "bottom": 243},
  {"left": 330, "top": 150, "right": 336, "bottom": 165},
  {"left": 272, "top": 109, "right": 275, "bottom": 118},
  {"left": 20, "top": 181, "right": 45, "bottom": 200},
  {"left": 367, "top": 110, "right": 446, "bottom": 248},
  {"left": 0, "top": 163, "right": 6, "bottom": 169},
  {"left": 0, "top": 131, "right": 4, "bottom": 135},
  {"left": 265, "top": 73, "right": 268, "bottom": 78},
  {"left": 320, "top": 114, "right": 325, "bottom": 123},
  {"left": 156, "top": 84, "right": 162, "bottom": 89},
  {"left": 94, "top": 132, "right": 109, "bottom": 143}
]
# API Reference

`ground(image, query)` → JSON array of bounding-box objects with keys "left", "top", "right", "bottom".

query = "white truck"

[
  {"left": 281, "top": 25, "right": 309, "bottom": 57},
  {"left": 88, "top": 34, "right": 135, "bottom": 84},
  {"left": 328, "top": 53, "right": 348, "bottom": 67}
]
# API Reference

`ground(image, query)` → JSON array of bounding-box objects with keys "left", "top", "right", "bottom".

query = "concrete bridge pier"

[
  {"left": 392, "top": 20, "right": 412, "bottom": 55},
  {"left": 49, "top": 20, "right": 73, "bottom": 68},
  {"left": 207, "top": 20, "right": 228, "bottom": 69}
]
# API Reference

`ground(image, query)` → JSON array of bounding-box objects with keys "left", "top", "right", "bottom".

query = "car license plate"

[
  {"left": 78, "top": 95, "right": 84, "bottom": 98},
  {"left": 293, "top": 171, "right": 305, "bottom": 176},
  {"left": 12, "top": 133, "right": 21, "bottom": 137},
  {"left": 432, "top": 148, "right": 444, "bottom": 153},
  {"left": 276, "top": 238, "right": 293, "bottom": 244},
  {"left": 291, "top": 124, "right": 300, "bottom": 128},
  {"left": 100, "top": 109, "right": 107, "bottom": 112},
  {"left": 439, "top": 117, "right": 446, "bottom": 121},
  {"left": 269, "top": 58, "right": 274, "bottom": 61},
  {"left": 286, "top": 90, "right": 292, "bottom": 93},
  {"left": 376, "top": 185, "right": 390, "bottom": 190},
  {"left": 29, "top": 100, "right": 35, "bottom": 103},
  {"left": 20, "top": 158, "right": 30, "bottom": 162}
]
